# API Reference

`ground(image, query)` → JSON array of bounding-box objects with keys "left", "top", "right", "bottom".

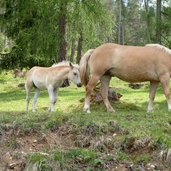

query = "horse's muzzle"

[{"left": 77, "top": 83, "right": 82, "bottom": 87}]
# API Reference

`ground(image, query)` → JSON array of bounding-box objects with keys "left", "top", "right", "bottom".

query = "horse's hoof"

[
  {"left": 107, "top": 108, "right": 115, "bottom": 113},
  {"left": 83, "top": 108, "right": 91, "bottom": 113},
  {"left": 87, "top": 110, "right": 91, "bottom": 113},
  {"left": 147, "top": 109, "right": 152, "bottom": 113}
]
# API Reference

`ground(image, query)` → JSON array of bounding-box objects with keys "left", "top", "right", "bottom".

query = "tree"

[
  {"left": 117, "top": 0, "right": 125, "bottom": 45},
  {"left": 57, "top": 0, "right": 68, "bottom": 62},
  {"left": 144, "top": 0, "right": 151, "bottom": 42},
  {"left": 2, "top": 0, "right": 113, "bottom": 68},
  {"left": 156, "top": 0, "right": 162, "bottom": 44}
]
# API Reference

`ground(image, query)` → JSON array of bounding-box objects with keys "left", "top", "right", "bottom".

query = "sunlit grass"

[{"left": 0, "top": 71, "right": 171, "bottom": 148}]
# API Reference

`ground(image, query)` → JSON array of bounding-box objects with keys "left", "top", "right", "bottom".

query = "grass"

[{"left": 0, "top": 70, "right": 171, "bottom": 170}]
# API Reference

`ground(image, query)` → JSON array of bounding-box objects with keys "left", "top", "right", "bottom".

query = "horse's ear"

[{"left": 69, "top": 62, "right": 74, "bottom": 69}]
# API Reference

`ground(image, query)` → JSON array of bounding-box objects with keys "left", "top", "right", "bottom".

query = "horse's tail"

[{"left": 80, "top": 49, "right": 94, "bottom": 86}]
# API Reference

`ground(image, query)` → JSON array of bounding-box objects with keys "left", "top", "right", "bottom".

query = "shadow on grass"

[
  {"left": 119, "top": 87, "right": 164, "bottom": 96},
  {"left": 0, "top": 88, "right": 83, "bottom": 102},
  {"left": 69, "top": 98, "right": 170, "bottom": 115},
  {"left": 0, "top": 90, "right": 81, "bottom": 101},
  {"left": 0, "top": 111, "right": 26, "bottom": 116},
  {"left": 0, "top": 79, "right": 7, "bottom": 84}
]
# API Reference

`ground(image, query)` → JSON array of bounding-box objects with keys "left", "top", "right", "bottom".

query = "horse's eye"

[{"left": 74, "top": 73, "right": 77, "bottom": 76}]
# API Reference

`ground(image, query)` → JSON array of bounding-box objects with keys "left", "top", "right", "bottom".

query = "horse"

[
  {"left": 25, "top": 62, "right": 81, "bottom": 112},
  {"left": 80, "top": 43, "right": 171, "bottom": 113},
  {"left": 14, "top": 68, "right": 26, "bottom": 78}
]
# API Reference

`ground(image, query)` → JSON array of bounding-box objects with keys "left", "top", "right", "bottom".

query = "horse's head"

[{"left": 68, "top": 62, "right": 82, "bottom": 87}]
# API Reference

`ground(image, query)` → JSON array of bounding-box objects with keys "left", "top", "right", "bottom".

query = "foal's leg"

[
  {"left": 25, "top": 80, "right": 33, "bottom": 112},
  {"left": 26, "top": 88, "right": 30, "bottom": 112},
  {"left": 53, "top": 88, "right": 58, "bottom": 105},
  {"left": 147, "top": 82, "right": 159, "bottom": 112},
  {"left": 84, "top": 75, "right": 100, "bottom": 113},
  {"left": 159, "top": 73, "right": 171, "bottom": 111},
  {"left": 48, "top": 85, "right": 55, "bottom": 112},
  {"left": 32, "top": 88, "right": 40, "bottom": 112},
  {"left": 100, "top": 76, "right": 115, "bottom": 113}
]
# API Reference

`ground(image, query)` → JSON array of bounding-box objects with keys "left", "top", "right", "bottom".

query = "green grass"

[{"left": 0, "top": 71, "right": 171, "bottom": 170}]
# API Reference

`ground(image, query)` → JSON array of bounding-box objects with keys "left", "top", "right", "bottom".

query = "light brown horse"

[
  {"left": 25, "top": 62, "right": 81, "bottom": 112},
  {"left": 80, "top": 43, "right": 171, "bottom": 113}
]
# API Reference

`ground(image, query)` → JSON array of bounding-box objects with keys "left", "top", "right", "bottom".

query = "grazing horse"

[
  {"left": 14, "top": 69, "right": 26, "bottom": 78},
  {"left": 80, "top": 43, "right": 171, "bottom": 113},
  {"left": 25, "top": 62, "right": 81, "bottom": 112}
]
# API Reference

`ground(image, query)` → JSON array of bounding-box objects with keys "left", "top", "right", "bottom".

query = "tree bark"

[
  {"left": 76, "top": 32, "right": 83, "bottom": 64},
  {"left": 70, "top": 39, "right": 76, "bottom": 63},
  {"left": 118, "top": 0, "right": 124, "bottom": 45},
  {"left": 156, "top": 0, "right": 161, "bottom": 44},
  {"left": 118, "top": 0, "right": 121, "bottom": 44},
  {"left": 58, "top": 1, "right": 67, "bottom": 62},
  {"left": 121, "top": 16, "right": 124, "bottom": 45},
  {"left": 144, "top": 0, "right": 151, "bottom": 42}
]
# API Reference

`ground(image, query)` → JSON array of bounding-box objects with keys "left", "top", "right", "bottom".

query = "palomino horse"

[
  {"left": 25, "top": 62, "right": 81, "bottom": 112},
  {"left": 80, "top": 43, "right": 171, "bottom": 113}
]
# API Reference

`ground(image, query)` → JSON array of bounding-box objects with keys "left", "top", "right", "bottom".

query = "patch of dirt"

[
  {"left": 0, "top": 123, "right": 77, "bottom": 171},
  {"left": 0, "top": 122, "right": 170, "bottom": 171}
]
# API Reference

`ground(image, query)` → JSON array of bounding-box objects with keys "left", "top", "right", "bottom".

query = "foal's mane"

[
  {"left": 145, "top": 44, "right": 171, "bottom": 55},
  {"left": 52, "top": 61, "right": 79, "bottom": 69}
]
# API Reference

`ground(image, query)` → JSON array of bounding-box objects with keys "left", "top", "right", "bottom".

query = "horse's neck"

[{"left": 54, "top": 66, "right": 70, "bottom": 81}]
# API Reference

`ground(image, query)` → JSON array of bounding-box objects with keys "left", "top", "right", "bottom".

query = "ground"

[{"left": 0, "top": 71, "right": 171, "bottom": 171}]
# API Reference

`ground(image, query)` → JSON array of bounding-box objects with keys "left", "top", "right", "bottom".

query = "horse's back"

[{"left": 89, "top": 43, "right": 171, "bottom": 82}]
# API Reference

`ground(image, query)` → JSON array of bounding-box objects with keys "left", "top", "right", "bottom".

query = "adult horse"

[
  {"left": 25, "top": 62, "right": 81, "bottom": 112},
  {"left": 80, "top": 43, "right": 171, "bottom": 113}
]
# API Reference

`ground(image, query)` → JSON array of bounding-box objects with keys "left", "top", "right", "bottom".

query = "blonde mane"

[
  {"left": 146, "top": 44, "right": 171, "bottom": 55},
  {"left": 52, "top": 61, "right": 79, "bottom": 69},
  {"left": 52, "top": 61, "right": 70, "bottom": 67}
]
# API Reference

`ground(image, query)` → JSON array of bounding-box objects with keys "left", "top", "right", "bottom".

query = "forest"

[{"left": 0, "top": 0, "right": 171, "bottom": 68}]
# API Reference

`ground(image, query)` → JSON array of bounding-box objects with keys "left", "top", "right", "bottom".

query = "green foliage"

[
  {"left": 1, "top": 0, "right": 171, "bottom": 69},
  {"left": 116, "top": 150, "right": 130, "bottom": 161},
  {"left": 0, "top": 33, "right": 5, "bottom": 52},
  {"left": 27, "top": 153, "right": 52, "bottom": 171},
  {"left": 2, "top": 0, "right": 113, "bottom": 68},
  {"left": 66, "top": 148, "right": 97, "bottom": 162},
  {"left": 135, "top": 153, "right": 151, "bottom": 163}
]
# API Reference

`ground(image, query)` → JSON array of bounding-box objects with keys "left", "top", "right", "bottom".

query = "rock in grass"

[
  {"left": 166, "top": 149, "right": 171, "bottom": 163},
  {"left": 159, "top": 148, "right": 171, "bottom": 164}
]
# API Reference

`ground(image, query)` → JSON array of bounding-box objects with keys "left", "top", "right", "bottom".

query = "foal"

[{"left": 25, "top": 62, "right": 81, "bottom": 112}]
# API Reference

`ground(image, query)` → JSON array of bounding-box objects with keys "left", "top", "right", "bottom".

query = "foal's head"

[{"left": 68, "top": 62, "right": 82, "bottom": 87}]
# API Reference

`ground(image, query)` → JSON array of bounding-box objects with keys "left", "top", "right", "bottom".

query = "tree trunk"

[
  {"left": 121, "top": 16, "right": 124, "bottom": 45},
  {"left": 156, "top": 0, "right": 161, "bottom": 44},
  {"left": 118, "top": 0, "right": 124, "bottom": 45},
  {"left": 58, "top": 1, "right": 67, "bottom": 62},
  {"left": 118, "top": 0, "right": 121, "bottom": 44},
  {"left": 76, "top": 32, "right": 83, "bottom": 64},
  {"left": 144, "top": 0, "right": 151, "bottom": 42},
  {"left": 70, "top": 39, "right": 76, "bottom": 63}
]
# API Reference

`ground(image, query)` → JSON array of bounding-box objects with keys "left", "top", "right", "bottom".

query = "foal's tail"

[{"left": 80, "top": 49, "right": 94, "bottom": 86}]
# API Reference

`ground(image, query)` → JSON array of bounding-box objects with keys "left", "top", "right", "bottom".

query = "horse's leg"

[
  {"left": 100, "top": 76, "right": 115, "bottom": 113},
  {"left": 47, "top": 85, "right": 55, "bottom": 112},
  {"left": 159, "top": 73, "right": 171, "bottom": 111},
  {"left": 32, "top": 88, "right": 40, "bottom": 112},
  {"left": 53, "top": 88, "right": 58, "bottom": 104},
  {"left": 84, "top": 75, "right": 100, "bottom": 113},
  {"left": 25, "top": 88, "right": 30, "bottom": 112},
  {"left": 147, "top": 82, "right": 159, "bottom": 112},
  {"left": 25, "top": 80, "right": 32, "bottom": 112}
]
